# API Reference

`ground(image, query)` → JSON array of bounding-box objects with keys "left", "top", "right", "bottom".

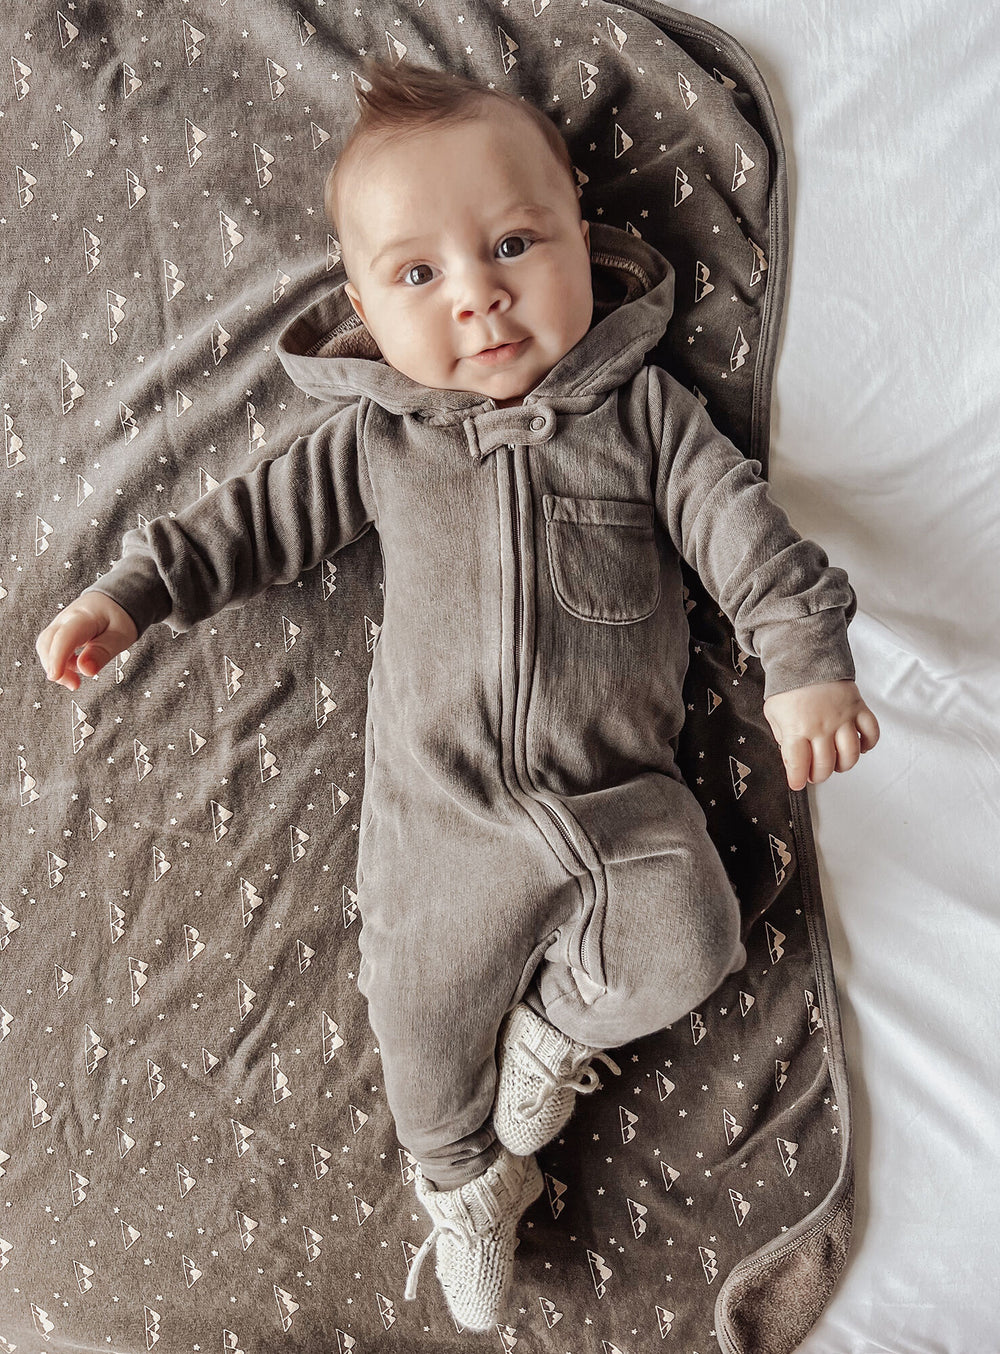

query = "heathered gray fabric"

[
  {"left": 84, "top": 221, "right": 856, "bottom": 1190},
  {"left": 1, "top": 3, "right": 861, "bottom": 1347},
  {"left": 87, "top": 223, "right": 856, "bottom": 716}
]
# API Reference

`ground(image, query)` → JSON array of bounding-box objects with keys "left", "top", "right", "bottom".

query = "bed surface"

[
  {"left": 684, "top": 2, "right": 1000, "bottom": 1350},
  {"left": 1, "top": 2, "right": 996, "bottom": 1352}
]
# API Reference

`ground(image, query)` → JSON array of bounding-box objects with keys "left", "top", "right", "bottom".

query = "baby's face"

[{"left": 339, "top": 112, "right": 592, "bottom": 406}]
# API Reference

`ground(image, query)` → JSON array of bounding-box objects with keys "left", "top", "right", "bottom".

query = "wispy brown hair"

[{"left": 324, "top": 58, "right": 577, "bottom": 237}]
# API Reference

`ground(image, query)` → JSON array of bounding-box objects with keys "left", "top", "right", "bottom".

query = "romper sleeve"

[
  {"left": 646, "top": 365, "right": 857, "bottom": 699},
  {"left": 82, "top": 399, "right": 374, "bottom": 639}
]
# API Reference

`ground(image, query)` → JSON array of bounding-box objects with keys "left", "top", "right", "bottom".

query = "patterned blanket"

[{"left": 0, "top": 3, "right": 851, "bottom": 1351}]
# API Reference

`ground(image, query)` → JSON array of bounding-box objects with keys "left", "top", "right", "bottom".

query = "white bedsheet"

[{"left": 681, "top": 1, "right": 1000, "bottom": 1349}]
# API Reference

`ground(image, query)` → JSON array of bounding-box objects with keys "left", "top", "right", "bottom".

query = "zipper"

[
  {"left": 541, "top": 785, "right": 587, "bottom": 865},
  {"left": 505, "top": 441, "right": 588, "bottom": 870},
  {"left": 507, "top": 443, "right": 522, "bottom": 692}
]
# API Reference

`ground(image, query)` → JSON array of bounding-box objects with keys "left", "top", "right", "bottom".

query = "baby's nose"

[{"left": 453, "top": 270, "right": 511, "bottom": 322}]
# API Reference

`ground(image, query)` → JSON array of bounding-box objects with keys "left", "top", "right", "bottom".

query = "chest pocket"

[{"left": 543, "top": 494, "right": 661, "bottom": 625}]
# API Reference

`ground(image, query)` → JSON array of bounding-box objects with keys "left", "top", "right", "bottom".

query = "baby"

[{"left": 36, "top": 60, "right": 879, "bottom": 1332}]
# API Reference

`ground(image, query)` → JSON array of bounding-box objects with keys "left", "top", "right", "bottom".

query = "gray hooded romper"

[{"left": 85, "top": 223, "right": 857, "bottom": 1188}]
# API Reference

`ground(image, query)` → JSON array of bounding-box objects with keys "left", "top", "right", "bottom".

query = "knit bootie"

[
  {"left": 492, "top": 1003, "right": 622, "bottom": 1156},
  {"left": 404, "top": 1145, "right": 543, "bottom": 1332}
]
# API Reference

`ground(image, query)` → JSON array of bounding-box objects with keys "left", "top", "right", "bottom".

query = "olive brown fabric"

[{"left": 0, "top": 3, "right": 854, "bottom": 1351}]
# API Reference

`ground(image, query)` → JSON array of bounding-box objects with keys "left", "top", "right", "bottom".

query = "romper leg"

[
  {"left": 526, "top": 772, "right": 746, "bottom": 1051},
  {"left": 359, "top": 932, "right": 507, "bottom": 1188},
  {"left": 356, "top": 812, "right": 570, "bottom": 1189}
]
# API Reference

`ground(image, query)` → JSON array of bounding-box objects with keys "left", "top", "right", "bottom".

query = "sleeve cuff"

[
  {"left": 755, "top": 608, "right": 857, "bottom": 699},
  {"left": 81, "top": 559, "right": 175, "bottom": 638}
]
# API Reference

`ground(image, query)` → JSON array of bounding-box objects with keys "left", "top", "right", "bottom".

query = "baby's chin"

[
  {"left": 465, "top": 380, "right": 534, "bottom": 406},
  {"left": 397, "top": 369, "right": 538, "bottom": 405},
  {"left": 450, "top": 359, "right": 559, "bottom": 406},
  {"left": 388, "top": 347, "right": 562, "bottom": 403}
]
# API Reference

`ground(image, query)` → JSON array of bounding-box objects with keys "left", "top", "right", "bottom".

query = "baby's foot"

[
  {"left": 405, "top": 1145, "right": 543, "bottom": 1331},
  {"left": 492, "top": 1003, "right": 621, "bottom": 1156}
]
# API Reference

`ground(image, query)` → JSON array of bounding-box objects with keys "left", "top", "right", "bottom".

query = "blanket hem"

[
  {"left": 630, "top": 0, "right": 790, "bottom": 475},
  {"left": 714, "top": 790, "right": 854, "bottom": 1354},
  {"left": 625, "top": 5, "right": 853, "bottom": 1350}
]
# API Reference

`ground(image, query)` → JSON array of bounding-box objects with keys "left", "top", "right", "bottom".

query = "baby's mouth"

[{"left": 468, "top": 338, "right": 527, "bottom": 365}]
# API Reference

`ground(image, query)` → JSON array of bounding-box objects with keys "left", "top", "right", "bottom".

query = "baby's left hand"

[{"left": 762, "top": 680, "right": 880, "bottom": 791}]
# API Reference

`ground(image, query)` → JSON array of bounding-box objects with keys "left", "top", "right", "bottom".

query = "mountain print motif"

[{"left": 0, "top": 3, "right": 850, "bottom": 1352}]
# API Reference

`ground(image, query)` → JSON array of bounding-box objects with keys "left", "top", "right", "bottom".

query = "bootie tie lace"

[
  {"left": 404, "top": 1145, "right": 543, "bottom": 1332},
  {"left": 493, "top": 1003, "right": 622, "bottom": 1156}
]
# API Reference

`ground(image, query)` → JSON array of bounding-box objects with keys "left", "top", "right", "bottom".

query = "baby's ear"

[{"left": 344, "top": 282, "right": 366, "bottom": 325}]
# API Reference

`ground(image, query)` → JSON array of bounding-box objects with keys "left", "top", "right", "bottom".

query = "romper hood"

[{"left": 275, "top": 222, "right": 674, "bottom": 419}]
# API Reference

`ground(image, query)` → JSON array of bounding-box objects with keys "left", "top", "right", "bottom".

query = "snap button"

[{"left": 530, "top": 416, "right": 546, "bottom": 431}]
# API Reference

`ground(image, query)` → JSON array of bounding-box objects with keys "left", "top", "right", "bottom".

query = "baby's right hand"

[{"left": 36, "top": 593, "right": 139, "bottom": 691}]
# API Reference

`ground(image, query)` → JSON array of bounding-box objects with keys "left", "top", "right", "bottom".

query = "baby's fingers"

[
  {"left": 44, "top": 636, "right": 91, "bottom": 691},
  {"left": 38, "top": 614, "right": 101, "bottom": 689},
  {"left": 857, "top": 708, "right": 880, "bottom": 752},
  {"left": 834, "top": 723, "right": 861, "bottom": 774},
  {"left": 36, "top": 618, "right": 76, "bottom": 685},
  {"left": 779, "top": 735, "right": 812, "bottom": 792},
  {"left": 74, "top": 640, "right": 116, "bottom": 680},
  {"left": 807, "top": 735, "right": 837, "bottom": 785}
]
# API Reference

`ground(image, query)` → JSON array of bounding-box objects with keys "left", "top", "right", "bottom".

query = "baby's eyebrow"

[
  {"left": 368, "top": 204, "right": 557, "bottom": 271},
  {"left": 497, "top": 203, "right": 557, "bottom": 222},
  {"left": 370, "top": 236, "right": 423, "bottom": 271}
]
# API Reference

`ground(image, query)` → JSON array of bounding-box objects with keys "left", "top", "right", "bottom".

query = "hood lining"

[{"left": 304, "top": 314, "right": 382, "bottom": 361}]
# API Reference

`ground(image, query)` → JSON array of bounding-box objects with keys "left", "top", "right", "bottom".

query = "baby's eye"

[
  {"left": 403, "top": 263, "right": 435, "bottom": 286},
  {"left": 497, "top": 235, "right": 532, "bottom": 259}
]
